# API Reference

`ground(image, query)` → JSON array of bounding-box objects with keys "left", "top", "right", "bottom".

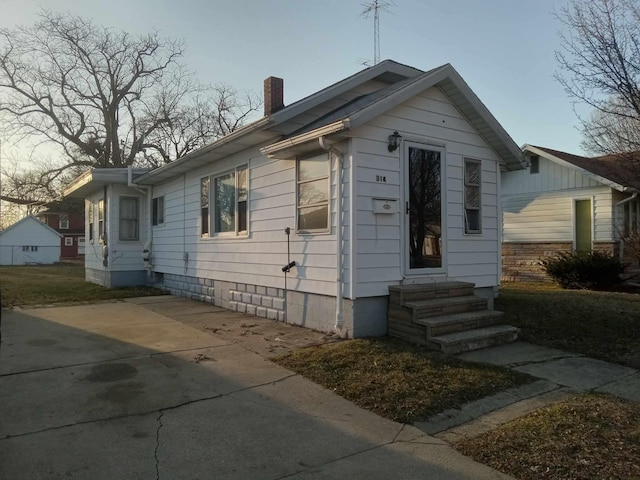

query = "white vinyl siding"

[
  {"left": 150, "top": 147, "right": 342, "bottom": 297},
  {"left": 0, "top": 217, "right": 61, "bottom": 265},
  {"left": 351, "top": 85, "right": 502, "bottom": 296},
  {"left": 502, "top": 187, "right": 614, "bottom": 243}
]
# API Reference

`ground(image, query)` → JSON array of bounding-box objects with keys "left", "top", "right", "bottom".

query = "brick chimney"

[{"left": 264, "top": 76, "right": 284, "bottom": 116}]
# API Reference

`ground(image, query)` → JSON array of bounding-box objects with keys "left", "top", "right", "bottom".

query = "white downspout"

[
  {"left": 615, "top": 191, "right": 638, "bottom": 262},
  {"left": 319, "top": 136, "right": 347, "bottom": 338},
  {"left": 128, "top": 166, "right": 153, "bottom": 271}
]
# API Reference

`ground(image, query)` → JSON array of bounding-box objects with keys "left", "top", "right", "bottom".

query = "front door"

[
  {"left": 574, "top": 199, "right": 592, "bottom": 252},
  {"left": 405, "top": 143, "right": 445, "bottom": 274}
]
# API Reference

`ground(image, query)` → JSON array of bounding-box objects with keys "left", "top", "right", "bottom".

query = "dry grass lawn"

[
  {"left": 275, "top": 338, "right": 531, "bottom": 423},
  {"left": 456, "top": 393, "right": 640, "bottom": 480},
  {"left": 497, "top": 282, "right": 640, "bottom": 369},
  {"left": 0, "top": 264, "right": 163, "bottom": 307}
]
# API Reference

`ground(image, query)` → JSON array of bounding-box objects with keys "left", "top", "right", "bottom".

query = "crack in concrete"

[
  {"left": 154, "top": 411, "right": 163, "bottom": 480},
  {"left": 591, "top": 370, "right": 639, "bottom": 392},
  {"left": 505, "top": 353, "right": 581, "bottom": 369},
  {"left": 391, "top": 424, "right": 406, "bottom": 443}
]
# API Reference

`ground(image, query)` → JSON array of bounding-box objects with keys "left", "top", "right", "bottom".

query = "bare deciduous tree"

[
  {"left": 0, "top": 11, "right": 260, "bottom": 172},
  {"left": 556, "top": 0, "right": 640, "bottom": 155}
]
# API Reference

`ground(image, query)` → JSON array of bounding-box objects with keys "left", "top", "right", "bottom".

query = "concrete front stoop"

[{"left": 387, "top": 282, "right": 518, "bottom": 354}]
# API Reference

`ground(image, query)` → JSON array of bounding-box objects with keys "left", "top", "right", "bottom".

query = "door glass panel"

[
  {"left": 408, "top": 147, "right": 442, "bottom": 269},
  {"left": 575, "top": 199, "right": 592, "bottom": 252}
]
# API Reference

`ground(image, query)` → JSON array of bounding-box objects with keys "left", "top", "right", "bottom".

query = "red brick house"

[{"left": 38, "top": 198, "right": 85, "bottom": 259}]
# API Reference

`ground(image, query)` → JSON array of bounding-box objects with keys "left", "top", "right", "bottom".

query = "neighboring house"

[
  {"left": 38, "top": 198, "right": 86, "bottom": 258},
  {"left": 65, "top": 60, "right": 526, "bottom": 342},
  {"left": 0, "top": 215, "right": 62, "bottom": 265},
  {"left": 502, "top": 144, "right": 640, "bottom": 281}
]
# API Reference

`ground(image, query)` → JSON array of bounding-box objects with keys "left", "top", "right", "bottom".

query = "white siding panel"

[
  {"left": 351, "top": 85, "right": 503, "bottom": 296},
  {"left": 502, "top": 155, "right": 602, "bottom": 195},
  {"left": 502, "top": 186, "right": 614, "bottom": 242}
]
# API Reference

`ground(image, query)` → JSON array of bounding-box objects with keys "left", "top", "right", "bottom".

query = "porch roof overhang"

[
  {"left": 260, "top": 120, "right": 350, "bottom": 158},
  {"left": 63, "top": 168, "right": 149, "bottom": 198}
]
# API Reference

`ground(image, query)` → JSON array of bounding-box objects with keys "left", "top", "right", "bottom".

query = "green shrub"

[{"left": 540, "top": 251, "right": 623, "bottom": 290}]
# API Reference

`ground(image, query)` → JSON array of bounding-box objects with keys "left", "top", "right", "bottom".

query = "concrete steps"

[{"left": 387, "top": 282, "right": 518, "bottom": 353}]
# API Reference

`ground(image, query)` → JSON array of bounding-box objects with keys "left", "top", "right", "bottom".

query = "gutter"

[
  {"left": 129, "top": 166, "right": 153, "bottom": 270},
  {"left": 261, "top": 120, "right": 348, "bottom": 157}
]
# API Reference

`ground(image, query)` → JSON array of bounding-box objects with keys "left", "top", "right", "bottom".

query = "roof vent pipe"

[{"left": 264, "top": 76, "right": 284, "bottom": 116}]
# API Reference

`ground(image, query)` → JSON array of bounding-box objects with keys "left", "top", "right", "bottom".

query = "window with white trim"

[
  {"left": 529, "top": 155, "right": 540, "bottom": 174},
  {"left": 464, "top": 159, "right": 482, "bottom": 234},
  {"left": 88, "top": 202, "right": 94, "bottom": 242},
  {"left": 64, "top": 237, "right": 73, "bottom": 246},
  {"left": 98, "top": 199, "right": 104, "bottom": 242},
  {"left": 201, "top": 165, "right": 248, "bottom": 237},
  {"left": 623, "top": 199, "right": 640, "bottom": 236},
  {"left": 119, "top": 196, "right": 139, "bottom": 241},
  {"left": 152, "top": 196, "right": 165, "bottom": 226},
  {"left": 296, "top": 153, "right": 329, "bottom": 233},
  {"left": 59, "top": 214, "right": 69, "bottom": 230},
  {"left": 201, "top": 178, "right": 210, "bottom": 236}
]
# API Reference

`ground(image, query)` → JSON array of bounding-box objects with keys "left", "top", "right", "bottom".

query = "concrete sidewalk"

[
  {"left": 0, "top": 297, "right": 513, "bottom": 480},
  {"left": 415, "top": 340, "right": 640, "bottom": 441}
]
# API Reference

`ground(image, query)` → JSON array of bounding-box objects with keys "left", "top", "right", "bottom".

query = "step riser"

[
  {"left": 412, "top": 299, "right": 487, "bottom": 319},
  {"left": 426, "top": 314, "right": 504, "bottom": 337},
  {"left": 390, "top": 286, "right": 475, "bottom": 305},
  {"left": 430, "top": 330, "right": 519, "bottom": 355}
]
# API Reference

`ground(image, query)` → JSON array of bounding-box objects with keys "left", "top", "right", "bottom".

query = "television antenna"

[{"left": 360, "top": 0, "right": 394, "bottom": 65}]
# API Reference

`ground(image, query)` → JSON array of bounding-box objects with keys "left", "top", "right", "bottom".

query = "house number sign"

[{"left": 376, "top": 175, "right": 387, "bottom": 182}]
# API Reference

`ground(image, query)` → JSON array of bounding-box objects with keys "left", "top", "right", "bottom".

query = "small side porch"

[{"left": 387, "top": 281, "right": 518, "bottom": 354}]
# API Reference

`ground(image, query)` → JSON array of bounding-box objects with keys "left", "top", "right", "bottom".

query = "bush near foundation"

[{"left": 540, "top": 251, "right": 623, "bottom": 290}]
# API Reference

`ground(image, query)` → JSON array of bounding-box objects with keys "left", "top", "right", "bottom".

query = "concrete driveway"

[{"left": 0, "top": 296, "right": 511, "bottom": 479}]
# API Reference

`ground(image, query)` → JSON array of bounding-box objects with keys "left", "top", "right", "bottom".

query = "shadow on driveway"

[{"left": 0, "top": 298, "right": 511, "bottom": 479}]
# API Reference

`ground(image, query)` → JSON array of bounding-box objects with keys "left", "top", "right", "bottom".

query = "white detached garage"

[{"left": 0, "top": 216, "right": 62, "bottom": 265}]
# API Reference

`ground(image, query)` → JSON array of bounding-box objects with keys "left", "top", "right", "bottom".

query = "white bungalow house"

[
  {"left": 0, "top": 215, "right": 62, "bottom": 265},
  {"left": 502, "top": 145, "right": 640, "bottom": 281},
  {"left": 65, "top": 60, "right": 526, "bottom": 349}
]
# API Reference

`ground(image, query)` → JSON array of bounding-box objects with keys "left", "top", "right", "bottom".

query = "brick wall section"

[
  {"left": 160, "top": 273, "right": 286, "bottom": 321},
  {"left": 502, "top": 242, "right": 621, "bottom": 282}
]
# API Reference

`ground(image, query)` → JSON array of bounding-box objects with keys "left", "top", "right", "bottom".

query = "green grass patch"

[
  {"left": 275, "top": 338, "right": 532, "bottom": 423},
  {"left": 497, "top": 282, "right": 640, "bottom": 369},
  {"left": 456, "top": 393, "right": 640, "bottom": 480},
  {"left": 0, "top": 264, "right": 163, "bottom": 307}
]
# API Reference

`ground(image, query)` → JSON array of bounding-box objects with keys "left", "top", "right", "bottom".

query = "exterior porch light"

[{"left": 388, "top": 131, "right": 402, "bottom": 152}]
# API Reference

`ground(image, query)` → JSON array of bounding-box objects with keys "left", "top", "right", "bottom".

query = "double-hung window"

[
  {"left": 98, "top": 199, "right": 104, "bottom": 242},
  {"left": 59, "top": 214, "right": 69, "bottom": 230},
  {"left": 297, "top": 153, "right": 329, "bottom": 233},
  {"left": 201, "top": 165, "right": 248, "bottom": 237},
  {"left": 152, "top": 196, "right": 165, "bottom": 226},
  {"left": 464, "top": 159, "right": 482, "bottom": 234},
  {"left": 119, "top": 196, "right": 139, "bottom": 241},
  {"left": 88, "top": 202, "right": 94, "bottom": 242}
]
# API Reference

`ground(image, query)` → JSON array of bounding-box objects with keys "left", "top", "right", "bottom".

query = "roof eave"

[
  {"left": 260, "top": 120, "right": 349, "bottom": 158},
  {"left": 523, "top": 144, "right": 629, "bottom": 192},
  {"left": 345, "top": 64, "right": 525, "bottom": 171}
]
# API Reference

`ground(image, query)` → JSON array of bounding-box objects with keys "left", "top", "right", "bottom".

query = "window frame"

[
  {"left": 463, "top": 158, "right": 482, "bottom": 235},
  {"left": 59, "top": 214, "right": 69, "bottom": 230},
  {"left": 530, "top": 155, "right": 540, "bottom": 174},
  {"left": 201, "top": 165, "right": 249, "bottom": 238},
  {"left": 98, "top": 199, "right": 105, "bottom": 243},
  {"left": 296, "top": 153, "right": 330, "bottom": 234},
  {"left": 118, "top": 196, "right": 140, "bottom": 242},
  {"left": 152, "top": 196, "right": 165, "bottom": 227},
  {"left": 64, "top": 237, "right": 74, "bottom": 246},
  {"left": 88, "top": 202, "right": 94, "bottom": 242}
]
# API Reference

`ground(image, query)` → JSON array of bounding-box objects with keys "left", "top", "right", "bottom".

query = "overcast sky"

[{"left": 0, "top": 0, "right": 587, "bottom": 163}]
